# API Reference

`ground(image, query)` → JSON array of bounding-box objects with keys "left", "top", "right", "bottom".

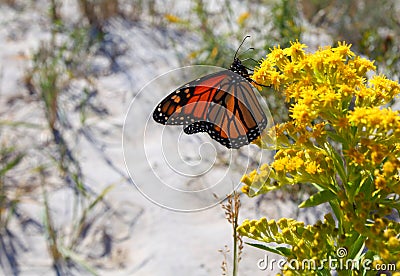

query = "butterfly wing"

[
  {"left": 153, "top": 71, "right": 227, "bottom": 125},
  {"left": 153, "top": 70, "right": 267, "bottom": 149}
]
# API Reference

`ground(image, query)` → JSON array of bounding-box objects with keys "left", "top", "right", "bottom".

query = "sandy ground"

[{"left": 0, "top": 2, "right": 331, "bottom": 275}]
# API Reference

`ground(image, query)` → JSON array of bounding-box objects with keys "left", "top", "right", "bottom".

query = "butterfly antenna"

[
  {"left": 241, "top": 47, "right": 255, "bottom": 55},
  {"left": 234, "top": 35, "right": 251, "bottom": 59},
  {"left": 241, "top": 56, "right": 259, "bottom": 64}
]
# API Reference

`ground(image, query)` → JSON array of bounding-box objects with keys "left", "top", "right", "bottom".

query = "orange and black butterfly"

[{"left": 153, "top": 37, "right": 267, "bottom": 149}]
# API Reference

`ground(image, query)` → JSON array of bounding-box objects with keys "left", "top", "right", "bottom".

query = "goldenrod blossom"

[{"left": 241, "top": 41, "right": 400, "bottom": 270}]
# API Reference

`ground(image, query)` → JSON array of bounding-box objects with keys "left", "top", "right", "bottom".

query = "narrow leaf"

[
  {"left": 299, "top": 190, "right": 336, "bottom": 208},
  {"left": 0, "top": 154, "right": 24, "bottom": 176},
  {"left": 88, "top": 184, "right": 115, "bottom": 211},
  {"left": 245, "top": 242, "right": 291, "bottom": 257},
  {"left": 323, "top": 142, "right": 346, "bottom": 183}
]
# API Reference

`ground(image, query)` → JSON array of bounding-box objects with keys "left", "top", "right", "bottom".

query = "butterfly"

[{"left": 152, "top": 37, "right": 267, "bottom": 149}]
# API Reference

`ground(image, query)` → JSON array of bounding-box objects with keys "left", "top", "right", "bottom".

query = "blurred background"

[{"left": 0, "top": 0, "right": 399, "bottom": 275}]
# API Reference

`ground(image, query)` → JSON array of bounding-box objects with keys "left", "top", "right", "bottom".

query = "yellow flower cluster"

[
  {"left": 241, "top": 145, "right": 334, "bottom": 196},
  {"left": 348, "top": 107, "right": 400, "bottom": 137},
  {"left": 252, "top": 41, "right": 384, "bottom": 127},
  {"left": 365, "top": 220, "right": 400, "bottom": 262},
  {"left": 240, "top": 41, "right": 400, "bottom": 271},
  {"left": 237, "top": 214, "right": 338, "bottom": 272},
  {"left": 338, "top": 191, "right": 400, "bottom": 262},
  {"left": 242, "top": 41, "right": 400, "bottom": 197},
  {"left": 242, "top": 121, "right": 334, "bottom": 196}
]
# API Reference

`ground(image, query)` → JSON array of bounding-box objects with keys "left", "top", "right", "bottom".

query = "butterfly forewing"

[{"left": 153, "top": 72, "right": 224, "bottom": 125}]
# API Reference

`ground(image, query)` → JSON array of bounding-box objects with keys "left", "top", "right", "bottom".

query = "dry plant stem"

[
  {"left": 219, "top": 245, "right": 229, "bottom": 275},
  {"left": 232, "top": 193, "right": 240, "bottom": 276},
  {"left": 222, "top": 191, "right": 242, "bottom": 276}
]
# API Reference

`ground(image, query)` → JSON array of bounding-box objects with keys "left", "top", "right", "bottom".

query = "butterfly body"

[{"left": 153, "top": 57, "right": 267, "bottom": 149}]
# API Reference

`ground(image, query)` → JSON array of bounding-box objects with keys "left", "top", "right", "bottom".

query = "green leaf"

[
  {"left": 329, "top": 201, "right": 343, "bottom": 232},
  {"left": 60, "top": 246, "right": 99, "bottom": 275},
  {"left": 0, "top": 153, "right": 24, "bottom": 177},
  {"left": 245, "top": 242, "right": 291, "bottom": 257},
  {"left": 347, "top": 172, "right": 363, "bottom": 201},
  {"left": 358, "top": 174, "right": 374, "bottom": 199},
  {"left": 341, "top": 232, "right": 363, "bottom": 257},
  {"left": 323, "top": 142, "right": 347, "bottom": 184},
  {"left": 87, "top": 184, "right": 115, "bottom": 211},
  {"left": 327, "top": 131, "right": 347, "bottom": 145},
  {"left": 299, "top": 190, "right": 336, "bottom": 208},
  {"left": 348, "top": 235, "right": 365, "bottom": 260}
]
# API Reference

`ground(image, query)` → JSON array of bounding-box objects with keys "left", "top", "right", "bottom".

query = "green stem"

[
  {"left": 233, "top": 217, "right": 238, "bottom": 276},
  {"left": 232, "top": 193, "right": 240, "bottom": 276}
]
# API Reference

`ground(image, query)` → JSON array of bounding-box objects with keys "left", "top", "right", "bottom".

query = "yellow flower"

[
  {"left": 336, "top": 117, "right": 349, "bottom": 128},
  {"left": 374, "top": 175, "right": 387, "bottom": 190},
  {"left": 337, "top": 84, "right": 353, "bottom": 97},
  {"left": 286, "top": 156, "right": 304, "bottom": 172},
  {"left": 240, "top": 174, "right": 253, "bottom": 186},
  {"left": 383, "top": 229, "right": 396, "bottom": 239},
  {"left": 300, "top": 86, "right": 317, "bottom": 106},
  {"left": 252, "top": 61, "right": 276, "bottom": 87},
  {"left": 210, "top": 46, "right": 218, "bottom": 59},
  {"left": 349, "top": 56, "right": 376, "bottom": 76},
  {"left": 283, "top": 40, "right": 307, "bottom": 61},
  {"left": 348, "top": 107, "right": 400, "bottom": 134},
  {"left": 283, "top": 62, "right": 297, "bottom": 79},
  {"left": 241, "top": 184, "right": 249, "bottom": 194},
  {"left": 324, "top": 51, "right": 345, "bottom": 70},
  {"left": 379, "top": 248, "right": 390, "bottom": 260},
  {"left": 268, "top": 45, "right": 287, "bottom": 68},
  {"left": 332, "top": 41, "right": 355, "bottom": 58},
  {"left": 293, "top": 156, "right": 305, "bottom": 169},
  {"left": 346, "top": 148, "right": 366, "bottom": 166},
  {"left": 388, "top": 236, "right": 400, "bottom": 248},
  {"left": 372, "top": 259, "right": 383, "bottom": 270},
  {"left": 311, "top": 48, "right": 327, "bottom": 73},
  {"left": 319, "top": 86, "right": 340, "bottom": 107},
  {"left": 164, "top": 13, "right": 182, "bottom": 23},
  {"left": 305, "top": 161, "right": 322, "bottom": 174},
  {"left": 272, "top": 157, "right": 288, "bottom": 172},
  {"left": 383, "top": 161, "right": 395, "bottom": 175},
  {"left": 237, "top": 12, "right": 250, "bottom": 25},
  {"left": 370, "top": 145, "right": 386, "bottom": 165},
  {"left": 290, "top": 103, "right": 313, "bottom": 125},
  {"left": 311, "top": 123, "right": 326, "bottom": 138},
  {"left": 355, "top": 86, "right": 375, "bottom": 99},
  {"left": 370, "top": 75, "right": 400, "bottom": 102}
]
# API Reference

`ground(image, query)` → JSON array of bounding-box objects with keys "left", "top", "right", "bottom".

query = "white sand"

[{"left": 0, "top": 2, "right": 331, "bottom": 275}]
